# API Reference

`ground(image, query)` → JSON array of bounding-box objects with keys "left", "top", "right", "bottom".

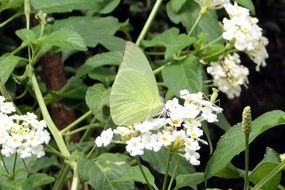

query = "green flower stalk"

[
  {"left": 242, "top": 106, "right": 252, "bottom": 134},
  {"left": 242, "top": 106, "right": 252, "bottom": 190}
]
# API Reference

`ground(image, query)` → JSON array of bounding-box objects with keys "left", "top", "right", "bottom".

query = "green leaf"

[
  {"left": 85, "top": 84, "right": 110, "bottom": 122},
  {"left": 54, "top": 77, "right": 87, "bottom": 99},
  {"left": 30, "top": 0, "right": 100, "bottom": 13},
  {"left": 78, "top": 156, "right": 115, "bottom": 190},
  {"left": 234, "top": 0, "right": 255, "bottom": 15},
  {"left": 216, "top": 113, "right": 232, "bottom": 131},
  {"left": 141, "top": 149, "right": 195, "bottom": 176},
  {"left": 166, "top": 0, "right": 222, "bottom": 41},
  {"left": 15, "top": 29, "right": 36, "bottom": 43},
  {"left": 215, "top": 163, "right": 240, "bottom": 179},
  {"left": 0, "top": 54, "right": 21, "bottom": 83},
  {"left": 205, "top": 110, "right": 285, "bottom": 179},
  {"left": 88, "top": 67, "right": 117, "bottom": 86},
  {"left": 43, "top": 29, "right": 87, "bottom": 51},
  {"left": 30, "top": 156, "right": 60, "bottom": 173},
  {"left": 249, "top": 148, "right": 281, "bottom": 190},
  {"left": 46, "top": 16, "right": 124, "bottom": 50},
  {"left": 142, "top": 27, "right": 195, "bottom": 59},
  {"left": 169, "top": 0, "right": 187, "bottom": 13},
  {"left": 174, "top": 172, "right": 204, "bottom": 190},
  {"left": 114, "top": 165, "right": 156, "bottom": 188},
  {"left": 162, "top": 55, "right": 203, "bottom": 96},
  {"left": 99, "top": 0, "right": 121, "bottom": 14},
  {"left": 76, "top": 51, "right": 123, "bottom": 78},
  {"left": 0, "top": 0, "right": 23, "bottom": 11},
  {"left": 78, "top": 154, "right": 143, "bottom": 190},
  {"left": 22, "top": 173, "right": 54, "bottom": 189}
]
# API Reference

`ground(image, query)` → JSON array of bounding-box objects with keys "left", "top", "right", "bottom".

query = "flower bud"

[{"left": 242, "top": 106, "right": 252, "bottom": 134}]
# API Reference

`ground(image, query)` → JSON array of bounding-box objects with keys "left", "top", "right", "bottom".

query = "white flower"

[
  {"left": 95, "top": 128, "right": 113, "bottom": 147},
  {"left": 0, "top": 96, "right": 50, "bottom": 158},
  {"left": 159, "top": 131, "right": 175, "bottom": 146},
  {"left": 207, "top": 53, "right": 249, "bottom": 98},
  {"left": 126, "top": 137, "right": 145, "bottom": 156},
  {"left": 141, "top": 133, "right": 163, "bottom": 152},
  {"left": 222, "top": 2, "right": 268, "bottom": 70},
  {"left": 184, "top": 150, "right": 201, "bottom": 165}
]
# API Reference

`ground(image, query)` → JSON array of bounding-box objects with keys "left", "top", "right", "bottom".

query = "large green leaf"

[
  {"left": 78, "top": 153, "right": 157, "bottom": 190},
  {"left": 249, "top": 148, "right": 281, "bottom": 190},
  {"left": 88, "top": 67, "right": 117, "bottom": 86},
  {"left": 162, "top": 55, "right": 203, "bottom": 96},
  {"left": 21, "top": 173, "right": 54, "bottom": 189},
  {"left": 46, "top": 16, "right": 124, "bottom": 50},
  {"left": 78, "top": 156, "right": 115, "bottom": 190},
  {"left": 166, "top": 0, "right": 222, "bottom": 41},
  {"left": 15, "top": 29, "right": 36, "bottom": 43},
  {"left": 141, "top": 149, "right": 195, "bottom": 176},
  {"left": 31, "top": 0, "right": 120, "bottom": 14},
  {"left": 85, "top": 84, "right": 110, "bottom": 122},
  {"left": 76, "top": 51, "right": 123, "bottom": 78},
  {"left": 43, "top": 29, "right": 87, "bottom": 51},
  {"left": 0, "top": 54, "right": 21, "bottom": 83},
  {"left": 30, "top": 0, "right": 99, "bottom": 13},
  {"left": 174, "top": 173, "right": 204, "bottom": 190},
  {"left": 0, "top": 0, "right": 23, "bottom": 11},
  {"left": 205, "top": 110, "right": 285, "bottom": 179},
  {"left": 142, "top": 27, "right": 195, "bottom": 59}
]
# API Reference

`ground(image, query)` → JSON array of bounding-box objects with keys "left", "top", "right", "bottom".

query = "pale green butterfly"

[{"left": 109, "top": 41, "right": 163, "bottom": 126}]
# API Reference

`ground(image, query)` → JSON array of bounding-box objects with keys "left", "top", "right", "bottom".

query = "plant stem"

[
  {"left": 135, "top": 156, "right": 155, "bottom": 190},
  {"left": 243, "top": 133, "right": 250, "bottom": 190},
  {"left": 64, "top": 123, "right": 100, "bottom": 136},
  {"left": 30, "top": 73, "right": 70, "bottom": 158},
  {"left": 0, "top": 154, "right": 10, "bottom": 177},
  {"left": 0, "top": 12, "right": 22, "bottom": 28},
  {"left": 71, "top": 164, "right": 80, "bottom": 190},
  {"left": 12, "top": 153, "right": 18, "bottom": 179},
  {"left": 162, "top": 152, "right": 173, "bottom": 190},
  {"left": 200, "top": 35, "right": 223, "bottom": 50},
  {"left": 136, "top": 0, "right": 163, "bottom": 46},
  {"left": 252, "top": 159, "right": 285, "bottom": 190},
  {"left": 52, "top": 164, "right": 70, "bottom": 190},
  {"left": 153, "top": 62, "right": 171, "bottom": 75},
  {"left": 61, "top": 110, "right": 92, "bottom": 134},
  {"left": 167, "top": 162, "right": 177, "bottom": 190},
  {"left": 187, "top": 12, "right": 203, "bottom": 37}
]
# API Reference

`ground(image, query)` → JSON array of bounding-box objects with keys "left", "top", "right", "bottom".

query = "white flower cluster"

[
  {"left": 207, "top": 53, "right": 249, "bottom": 99},
  {"left": 222, "top": 2, "right": 268, "bottom": 71},
  {"left": 95, "top": 90, "right": 222, "bottom": 166},
  {"left": 0, "top": 96, "right": 50, "bottom": 158}
]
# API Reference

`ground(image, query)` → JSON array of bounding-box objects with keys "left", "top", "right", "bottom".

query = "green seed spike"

[{"left": 242, "top": 106, "right": 252, "bottom": 134}]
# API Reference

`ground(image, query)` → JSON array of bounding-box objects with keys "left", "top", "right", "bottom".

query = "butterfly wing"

[{"left": 110, "top": 41, "right": 162, "bottom": 126}]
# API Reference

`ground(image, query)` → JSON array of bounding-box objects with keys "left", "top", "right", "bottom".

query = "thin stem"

[
  {"left": 61, "top": 110, "right": 92, "bottom": 134},
  {"left": 64, "top": 123, "right": 100, "bottom": 136},
  {"left": 71, "top": 165, "right": 80, "bottom": 190},
  {"left": 0, "top": 12, "right": 22, "bottom": 28},
  {"left": 0, "top": 154, "right": 10, "bottom": 177},
  {"left": 243, "top": 133, "right": 250, "bottom": 190},
  {"left": 135, "top": 156, "right": 156, "bottom": 190},
  {"left": 10, "top": 43, "right": 27, "bottom": 56},
  {"left": 22, "top": 159, "right": 30, "bottom": 176},
  {"left": 153, "top": 62, "right": 171, "bottom": 75},
  {"left": 45, "top": 144, "right": 65, "bottom": 158},
  {"left": 12, "top": 153, "right": 18, "bottom": 179},
  {"left": 52, "top": 164, "right": 70, "bottom": 190},
  {"left": 278, "top": 185, "right": 285, "bottom": 190},
  {"left": 200, "top": 35, "right": 223, "bottom": 51},
  {"left": 167, "top": 162, "right": 177, "bottom": 190},
  {"left": 162, "top": 152, "right": 173, "bottom": 190},
  {"left": 31, "top": 73, "right": 70, "bottom": 158},
  {"left": 252, "top": 159, "right": 285, "bottom": 190},
  {"left": 187, "top": 12, "right": 203, "bottom": 37},
  {"left": 87, "top": 145, "right": 96, "bottom": 158},
  {"left": 135, "top": 0, "right": 163, "bottom": 46}
]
